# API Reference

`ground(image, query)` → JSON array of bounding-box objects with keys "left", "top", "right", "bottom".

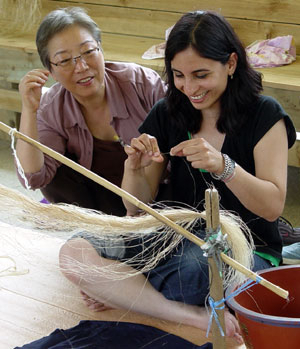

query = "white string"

[
  {"left": 9, "top": 128, "right": 31, "bottom": 189},
  {"left": 0, "top": 256, "right": 29, "bottom": 277}
]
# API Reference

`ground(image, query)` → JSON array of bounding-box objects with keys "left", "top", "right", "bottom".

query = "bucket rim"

[{"left": 225, "top": 265, "right": 300, "bottom": 327}]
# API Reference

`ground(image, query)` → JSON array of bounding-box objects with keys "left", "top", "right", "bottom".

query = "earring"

[{"left": 230, "top": 74, "right": 234, "bottom": 80}]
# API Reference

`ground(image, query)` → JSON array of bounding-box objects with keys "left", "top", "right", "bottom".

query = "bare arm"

[
  {"left": 16, "top": 69, "right": 50, "bottom": 173},
  {"left": 122, "top": 134, "right": 167, "bottom": 216},
  {"left": 226, "top": 119, "right": 288, "bottom": 221}
]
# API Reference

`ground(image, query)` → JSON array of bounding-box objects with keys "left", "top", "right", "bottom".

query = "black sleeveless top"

[{"left": 139, "top": 96, "right": 296, "bottom": 260}]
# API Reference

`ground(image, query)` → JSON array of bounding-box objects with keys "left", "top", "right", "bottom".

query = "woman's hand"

[
  {"left": 19, "top": 69, "right": 50, "bottom": 114},
  {"left": 124, "top": 133, "right": 164, "bottom": 171},
  {"left": 16, "top": 69, "right": 49, "bottom": 174},
  {"left": 122, "top": 134, "right": 166, "bottom": 215},
  {"left": 170, "top": 137, "right": 224, "bottom": 174}
]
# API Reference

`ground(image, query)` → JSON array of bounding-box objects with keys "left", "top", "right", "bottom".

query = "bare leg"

[{"left": 59, "top": 238, "right": 243, "bottom": 344}]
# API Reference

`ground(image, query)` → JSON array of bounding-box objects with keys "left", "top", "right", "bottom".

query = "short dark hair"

[
  {"left": 36, "top": 7, "right": 101, "bottom": 71},
  {"left": 164, "top": 11, "right": 262, "bottom": 135}
]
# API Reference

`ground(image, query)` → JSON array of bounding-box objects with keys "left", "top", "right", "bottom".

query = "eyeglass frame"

[{"left": 49, "top": 46, "right": 100, "bottom": 69}]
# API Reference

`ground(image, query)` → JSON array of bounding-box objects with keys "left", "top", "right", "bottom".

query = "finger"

[
  {"left": 139, "top": 134, "right": 157, "bottom": 155},
  {"left": 36, "top": 75, "right": 48, "bottom": 85},
  {"left": 172, "top": 137, "right": 208, "bottom": 155},
  {"left": 149, "top": 135, "right": 161, "bottom": 157},
  {"left": 26, "top": 75, "right": 47, "bottom": 86},
  {"left": 26, "top": 81, "right": 45, "bottom": 89},
  {"left": 234, "top": 333, "right": 244, "bottom": 345},
  {"left": 130, "top": 134, "right": 157, "bottom": 156},
  {"left": 30, "top": 69, "right": 50, "bottom": 78},
  {"left": 170, "top": 140, "right": 190, "bottom": 156},
  {"left": 150, "top": 153, "right": 165, "bottom": 163},
  {"left": 130, "top": 136, "right": 148, "bottom": 153},
  {"left": 170, "top": 147, "right": 184, "bottom": 156},
  {"left": 124, "top": 144, "right": 139, "bottom": 156}
]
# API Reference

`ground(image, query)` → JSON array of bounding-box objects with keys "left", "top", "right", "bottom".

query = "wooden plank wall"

[
  {"left": 55, "top": 0, "right": 300, "bottom": 51},
  {"left": 1, "top": 0, "right": 300, "bottom": 84},
  {"left": 2, "top": 0, "right": 300, "bottom": 53}
]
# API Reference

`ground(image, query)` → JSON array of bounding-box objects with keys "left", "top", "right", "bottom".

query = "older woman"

[{"left": 16, "top": 7, "right": 167, "bottom": 215}]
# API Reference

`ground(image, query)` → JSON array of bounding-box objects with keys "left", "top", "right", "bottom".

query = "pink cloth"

[
  {"left": 18, "top": 62, "right": 166, "bottom": 189},
  {"left": 246, "top": 35, "right": 296, "bottom": 68}
]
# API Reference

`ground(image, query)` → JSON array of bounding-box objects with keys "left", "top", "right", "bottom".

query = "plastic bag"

[
  {"left": 142, "top": 26, "right": 173, "bottom": 60},
  {"left": 246, "top": 35, "right": 296, "bottom": 68}
]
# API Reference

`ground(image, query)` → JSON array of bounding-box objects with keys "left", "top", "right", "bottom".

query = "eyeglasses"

[{"left": 49, "top": 47, "right": 100, "bottom": 70}]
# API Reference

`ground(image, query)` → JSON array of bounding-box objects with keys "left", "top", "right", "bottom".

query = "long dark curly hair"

[{"left": 164, "top": 11, "right": 262, "bottom": 135}]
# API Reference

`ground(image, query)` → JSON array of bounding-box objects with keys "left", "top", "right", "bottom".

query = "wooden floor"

[{"left": 0, "top": 222, "right": 245, "bottom": 349}]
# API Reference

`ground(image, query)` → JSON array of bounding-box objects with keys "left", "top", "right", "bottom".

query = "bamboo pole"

[
  {"left": 0, "top": 121, "right": 289, "bottom": 300},
  {"left": 206, "top": 189, "right": 226, "bottom": 348}
]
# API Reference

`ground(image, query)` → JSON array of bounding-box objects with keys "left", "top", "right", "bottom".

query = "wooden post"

[{"left": 205, "top": 188, "right": 226, "bottom": 348}]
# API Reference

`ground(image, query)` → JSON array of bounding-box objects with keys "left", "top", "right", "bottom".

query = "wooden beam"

[{"left": 258, "top": 60, "right": 300, "bottom": 92}]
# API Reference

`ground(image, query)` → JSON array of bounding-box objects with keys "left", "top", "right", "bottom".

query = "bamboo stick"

[{"left": 0, "top": 121, "right": 289, "bottom": 300}]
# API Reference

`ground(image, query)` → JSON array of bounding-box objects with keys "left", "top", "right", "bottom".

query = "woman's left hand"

[{"left": 170, "top": 137, "right": 224, "bottom": 174}]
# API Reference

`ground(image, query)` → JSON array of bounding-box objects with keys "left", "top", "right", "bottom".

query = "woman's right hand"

[
  {"left": 19, "top": 69, "right": 50, "bottom": 114},
  {"left": 124, "top": 133, "right": 164, "bottom": 171}
]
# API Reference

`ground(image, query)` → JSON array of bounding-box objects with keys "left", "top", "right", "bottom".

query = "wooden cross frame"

[{"left": 0, "top": 122, "right": 289, "bottom": 304}]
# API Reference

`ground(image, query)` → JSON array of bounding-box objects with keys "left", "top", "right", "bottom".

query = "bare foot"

[
  {"left": 185, "top": 304, "right": 244, "bottom": 345},
  {"left": 224, "top": 309, "right": 244, "bottom": 344},
  {"left": 80, "top": 290, "right": 115, "bottom": 312}
]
